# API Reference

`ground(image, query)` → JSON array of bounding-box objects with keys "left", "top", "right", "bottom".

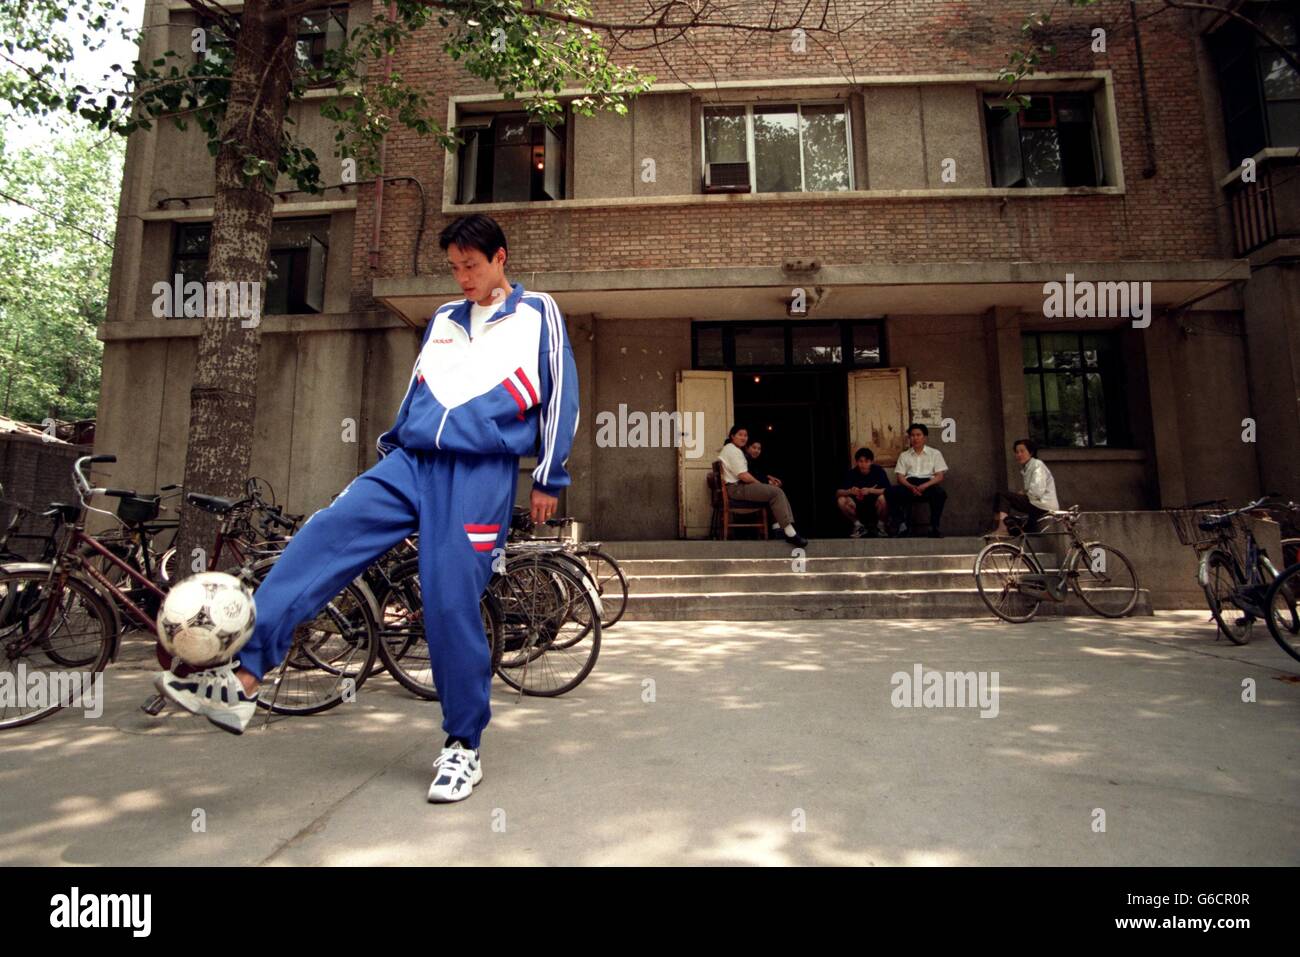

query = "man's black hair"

[
  {"left": 906, "top": 422, "right": 929, "bottom": 436},
  {"left": 855, "top": 447, "right": 874, "bottom": 461},
  {"left": 1014, "top": 437, "right": 1038, "bottom": 457},
  {"left": 440, "top": 214, "right": 508, "bottom": 268}
]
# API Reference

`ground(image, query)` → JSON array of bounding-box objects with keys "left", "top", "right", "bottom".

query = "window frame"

[
  {"left": 1208, "top": 1, "right": 1300, "bottom": 162},
  {"left": 453, "top": 108, "right": 568, "bottom": 204},
  {"left": 196, "top": 5, "right": 349, "bottom": 72},
  {"left": 692, "top": 319, "right": 885, "bottom": 371},
  {"left": 983, "top": 91, "right": 1105, "bottom": 189},
  {"left": 170, "top": 216, "right": 332, "bottom": 317},
  {"left": 1021, "top": 330, "right": 1127, "bottom": 449},
  {"left": 700, "top": 100, "right": 856, "bottom": 193}
]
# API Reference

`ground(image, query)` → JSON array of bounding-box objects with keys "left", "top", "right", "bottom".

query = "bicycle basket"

[
  {"left": 117, "top": 494, "right": 161, "bottom": 526},
  {"left": 1166, "top": 501, "right": 1228, "bottom": 548}
]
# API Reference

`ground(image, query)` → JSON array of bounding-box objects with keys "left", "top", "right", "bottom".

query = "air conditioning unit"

[{"left": 703, "top": 162, "right": 751, "bottom": 193}]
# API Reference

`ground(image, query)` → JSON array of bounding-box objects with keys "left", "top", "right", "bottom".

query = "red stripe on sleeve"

[
  {"left": 515, "top": 367, "right": 539, "bottom": 405},
  {"left": 502, "top": 379, "right": 527, "bottom": 420}
]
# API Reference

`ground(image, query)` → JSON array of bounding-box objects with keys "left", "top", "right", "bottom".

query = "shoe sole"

[{"left": 203, "top": 710, "right": 249, "bottom": 735}]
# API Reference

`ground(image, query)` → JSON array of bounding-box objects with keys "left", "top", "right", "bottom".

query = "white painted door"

[
  {"left": 847, "top": 368, "right": 910, "bottom": 468},
  {"left": 676, "top": 370, "right": 733, "bottom": 538}
]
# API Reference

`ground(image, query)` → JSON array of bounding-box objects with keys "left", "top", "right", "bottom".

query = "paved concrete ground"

[{"left": 2, "top": 612, "right": 1297, "bottom": 866}]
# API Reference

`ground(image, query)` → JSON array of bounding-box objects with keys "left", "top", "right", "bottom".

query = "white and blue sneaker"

[
  {"left": 427, "top": 742, "right": 483, "bottom": 803},
  {"left": 154, "top": 660, "right": 259, "bottom": 735}
]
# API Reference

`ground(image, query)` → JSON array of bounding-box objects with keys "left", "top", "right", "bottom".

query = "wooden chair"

[{"left": 708, "top": 460, "right": 770, "bottom": 540}]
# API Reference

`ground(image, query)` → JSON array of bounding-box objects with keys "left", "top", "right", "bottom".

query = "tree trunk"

[{"left": 173, "top": 1, "right": 296, "bottom": 577}]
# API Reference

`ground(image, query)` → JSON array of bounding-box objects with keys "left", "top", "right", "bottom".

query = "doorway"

[{"left": 733, "top": 370, "right": 849, "bottom": 537}]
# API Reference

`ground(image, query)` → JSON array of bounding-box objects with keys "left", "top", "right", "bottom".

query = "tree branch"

[
  {"left": 0, "top": 189, "right": 114, "bottom": 247},
  {"left": 1162, "top": 0, "right": 1300, "bottom": 79},
  {"left": 180, "top": 0, "right": 240, "bottom": 35}
]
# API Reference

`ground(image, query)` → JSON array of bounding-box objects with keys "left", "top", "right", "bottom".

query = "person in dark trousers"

[
  {"left": 989, "top": 437, "right": 1059, "bottom": 535},
  {"left": 743, "top": 439, "right": 783, "bottom": 488},
  {"left": 835, "top": 447, "right": 892, "bottom": 538},
  {"left": 155, "top": 213, "right": 580, "bottom": 805},
  {"left": 717, "top": 425, "right": 807, "bottom": 547},
  {"left": 887, "top": 422, "right": 948, "bottom": 537}
]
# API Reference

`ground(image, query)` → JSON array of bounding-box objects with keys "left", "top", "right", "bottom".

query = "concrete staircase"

[{"left": 599, "top": 537, "right": 1154, "bottom": 621}]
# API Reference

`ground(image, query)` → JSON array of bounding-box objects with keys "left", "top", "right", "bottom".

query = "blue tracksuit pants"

[{"left": 236, "top": 446, "right": 518, "bottom": 749}]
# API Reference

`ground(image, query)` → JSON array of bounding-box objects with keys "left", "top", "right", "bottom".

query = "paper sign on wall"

[{"left": 909, "top": 381, "right": 944, "bottom": 426}]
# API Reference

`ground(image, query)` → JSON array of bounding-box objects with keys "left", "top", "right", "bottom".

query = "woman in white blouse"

[
  {"left": 990, "top": 438, "right": 1059, "bottom": 536},
  {"left": 716, "top": 425, "right": 807, "bottom": 547}
]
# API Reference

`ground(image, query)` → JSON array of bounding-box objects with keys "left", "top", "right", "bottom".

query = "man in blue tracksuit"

[{"left": 157, "top": 214, "right": 580, "bottom": 803}]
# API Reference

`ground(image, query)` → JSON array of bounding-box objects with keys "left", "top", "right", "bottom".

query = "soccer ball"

[{"left": 157, "top": 571, "right": 257, "bottom": 667}]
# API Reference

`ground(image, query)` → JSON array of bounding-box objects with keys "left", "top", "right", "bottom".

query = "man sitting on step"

[
  {"left": 886, "top": 422, "right": 948, "bottom": 538},
  {"left": 835, "top": 447, "right": 892, "bottom": 538}
]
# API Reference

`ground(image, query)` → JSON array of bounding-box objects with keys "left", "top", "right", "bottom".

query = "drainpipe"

[
  {"left": 369, "top": 1, "right": 397, "bottom": 270},
  {"left": 1129, "top": 0, "right": 1158, "bottom": 179}
]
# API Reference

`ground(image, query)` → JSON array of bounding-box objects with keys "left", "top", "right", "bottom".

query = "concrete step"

[
  {"left": 629, "top": 570, "right": 995, "bottom": 594},
  {"left": 616, "top": 555, "right": 984, "bottom": 575},
  {"left": 598, "top": 537, "right": 1007, "bottom": 559},
  {"left": 619, "top": 588, "right": 1153, "bottom": 621}
]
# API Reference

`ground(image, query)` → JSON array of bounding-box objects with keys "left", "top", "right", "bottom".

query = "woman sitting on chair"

[{"left": 716, "top": 425, "right": 807, "bottom": 548}]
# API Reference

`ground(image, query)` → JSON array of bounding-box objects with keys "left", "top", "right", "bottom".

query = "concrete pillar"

[
  {"left": 567, "top": 312, "right": 597, "bottom": 528},
  {"left": 1242, "top": 264, "right": 1300, "bottom": 500},
  {"left": 987, "top": 306, "right": 1028, "bottom": 493},
  {"left": 1143, "top": 313, "right": 1188, "bottom": 507}
]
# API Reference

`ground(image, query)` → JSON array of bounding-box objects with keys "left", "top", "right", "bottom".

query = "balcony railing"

[{"left": 1224, "top": 155, "right": 1300, "bottom": 257}]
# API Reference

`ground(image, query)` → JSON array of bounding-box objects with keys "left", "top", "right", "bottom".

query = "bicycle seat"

[
  {"left": 42, "top": 503, "right": 82, "bottom": 523},
  {"left": 186, "top": 492, "right": 241, "bottom": 514}
]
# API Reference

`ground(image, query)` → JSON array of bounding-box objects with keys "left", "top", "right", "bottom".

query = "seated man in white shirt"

[
  {"left": 990, "top": 437, "right": 1060, "bottom": 535},
  {"left": 886, "top": 422, "right": 948, "bottom": 538},
  {"left": 716, "top": 425, "right": 808, "bottom": 547}
]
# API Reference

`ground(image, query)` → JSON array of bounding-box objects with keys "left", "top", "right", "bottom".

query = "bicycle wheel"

[
  {"left": 1281, "top": 538, "right": 1300, "bottom": 569},
  {"left": 374, "top": 557, "right": 503, "bottom": 700},
  {"left": 250, "top": 573, "right": 378, "bottom": 716},
  {"left": 491, "top": 554, "right": 601, "bottom": 696},
  {"left": 1202, "top": 549, "right": 1253, "bottom": 644},
  {"left": 1069, "top": 542, "right": 1139, "bottom": 618},
  {"left": 0, "top": 569, "right": 116, "bottom": 729},
  {"left": 1264, "top": 561, "right": 1300, "bottom": 662},
  {"left": 973, "top": 543, "right": 1042, "bottom": 623},
  {"left": 584, "top": 548, "right": 629, "bottom": 629}
]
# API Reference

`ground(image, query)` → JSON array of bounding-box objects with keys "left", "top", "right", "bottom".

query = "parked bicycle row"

[
  {"left": 0, "top": 455, "right": 629, "bottom": 729},
  {"left": 971, "top": 495, "right": 1300, "bottom": 665}
]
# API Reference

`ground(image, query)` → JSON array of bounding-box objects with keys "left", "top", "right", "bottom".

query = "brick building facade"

[{"left": 97, "top": 0, "right": 1298, "bottom": 539}]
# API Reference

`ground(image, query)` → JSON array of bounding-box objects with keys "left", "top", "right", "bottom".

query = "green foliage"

[
  {"left": 0, "top": 120, "right": 122, "bottom": 422},
  {"left": 998, "top": 0, "right": 1100, "bottom": 111},
  {"left": 1, "top": 0, "right": 654, "bottom": 195}
]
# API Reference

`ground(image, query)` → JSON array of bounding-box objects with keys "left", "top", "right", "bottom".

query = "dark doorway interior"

[{"left": 733, "top": 370, "right": 849, "bottom": 538}]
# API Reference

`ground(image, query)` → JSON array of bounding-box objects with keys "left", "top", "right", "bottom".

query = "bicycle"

[
  {"left": 1168, "top": 496, "right": 1299, "bottom": 653},
  {"left": 489, "top": 544, "right": 603, "bottom": 696},
  {"left": 370, "top": 530, "right": 600, "bottom": 699},
  {"left": 0, "top": 455, "right": 375, "bottom": 729},
  {"left": 507, "top": 507, "right": 629, "bottom": 629},
  {"left": 1263, "top": 556, "right": 1300, "bottom": 665},
  {"left": 368, "top": 552, "right": 505, "bottom": 700},
  {"left": 973, "top": 505, "right": 1140, "bottom": 623}
]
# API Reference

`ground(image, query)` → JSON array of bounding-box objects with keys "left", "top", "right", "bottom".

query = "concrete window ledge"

[
  {"left": 97, "top": 311, "right": 408, "bottom": 341},
  {"left": 442, "top": 186, "right": 1126, "bottom": 216}
]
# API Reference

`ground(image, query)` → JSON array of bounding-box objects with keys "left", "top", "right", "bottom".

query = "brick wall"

[{"left": 349, "top": 0, "right": 1225, "bottom": 304}]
